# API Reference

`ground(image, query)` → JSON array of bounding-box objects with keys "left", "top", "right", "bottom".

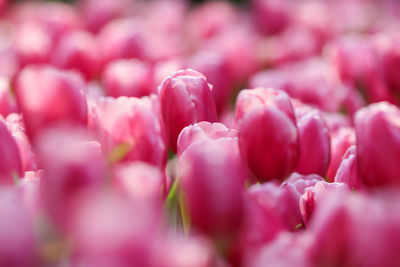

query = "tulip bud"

[
  {"left": 295, "top": 106, "right": 330, "bottom": 176},
  {"left": 159, "top": 69, "right": 217, "bottom": 152},
  {"left": 238, "top": 107, "right": 299, "bottom": 182},
  {"left": 334, "top": 146, "right": 364, "bottom": 190},
  {"left": 355, "top": 102, "right": 400, "bottom": 187},
  {"left": 179, "top": 138, "right": 246, "bottom": 238},
  {"left": 6, "top": 113, "right": 37, "bottom": 172},
  {"left": 53, "top": 30, "right": 100, "bottom": 81},
  {"left": 91, "top": 96, "right": 167, "bottom": 169},
  {"left": 0, "top": 188, "right": 36, "bottom": 267},
  {"left": 15, "top": 66, "right": 88, "bottom": 140},
  {"left": 0, "top": 119, "right": 22, "bottom": 184},
  {"left": 235, "top": 87, "right": 296, "bottom": 126},
  {"left": 248, "top": 232, "right": 312, "bottom": 267},
  {"left": 103, "top": 59, "right": 154, "bottom": 98},
  {"left": 300, "top": 181, "right": 349, "bottom": 225},
  {"left": 326, "top": 127, "right": 355, "bottom": 181},
  {"left": 36, "top": 126, "right": 106, "bottom": 227},
  {"left": 98, "top": 18, "right": 145, "bottom": 68},
  {"left": 177, "top": 121, "right": 237, "bottom": 157},
  {"left": 113, "top": 162, "right": 165, "bottom": 207}
]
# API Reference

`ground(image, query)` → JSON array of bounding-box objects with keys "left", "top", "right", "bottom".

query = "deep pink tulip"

[
  {"left": 159, "top": 69, "right": 217, "bottom": 152},
  {"left": 355, "top": 102, "right": 400, "bottom": 188},
  {"left": 113, "top": 161, "right": 165, "bottom": 205},
  {"left": 295, "top": 106, "right": 330, "bottom": 176},
  {"left": 98, "top": 18, "right": 145, "bottom": 69},
  {"left": 334, "top": 146, "right": 364, "bottom": 190},
  {"left": 70, "top": 189, "right": 161, "bottom": 267},
  {"left": 90, "top": 96, "right": 167, "bottom": 169},
  {"left": 0, "top": 188, "right": 36, "bottom": 267},
  {"left": 14, "top": 22, "right": 52, "bottom": 66},
  {"left": 381, "top": 36, "right": 400, "bottom": 93},
  {"left": 103, "top": 59, "right": 154, "bottom": 98},
  {"left": 80, "top": 0, "right": 133, "bottom": 33},
  {"left": 15, "top": 66, "right": 88, "bottom": 140},
  {"left": 251, "top": 0, "right": 292, "bottom": 35},
  {"left": 299, "top": 181, "right": 349, "bottom": 225},
  {"left": 0, "top": 119, "right": 22, "bottom": 184},
  {"left": 177, "top": 121, "right": 237, "bottom": 157},
  {"left": 235, "top": 87, "right": 296, "bottom": 125},
  {"left": 248, "top": 232, "right": 312, "bottom": 267},
  {"left": 6, "top": 113, "right": 37, "bottom": 172},
  {"left": 53, "top": 30, "right": 100, "bottom": 81},
  {"left": 238, "top": 107, "right": 299, "bottom": 182},
  {"left": 179, "top": 138, "right": 246, "bottom": 238},
  {"left": 326, "top": 127, "right": 355, "bottom": 182},
  {"left": 36, "top": 126, "right": 106, "bottom": 227}
]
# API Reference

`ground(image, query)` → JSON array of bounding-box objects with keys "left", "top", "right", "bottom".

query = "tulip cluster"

[{"left": 0, "top": 0, "right": 400, "bottom": 266}]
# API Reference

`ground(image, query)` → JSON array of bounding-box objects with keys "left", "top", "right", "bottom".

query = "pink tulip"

[
  {"left": 0, "top": 119, "right": 22, "bottom": 184},
  {"left": 235, "top": 87, "right": 296, "bottom": 125},
  {"left": 326, "top": 127, "right": 356, "bottom": 181},
  {"left": 6, "top": 113, "right": 37, "bottom": 172},
  {"left": 177, "top": 121, "right": 237, "bottom": 157},
  {"left": 70, "top": 189, "right": 162, "bottom": 267},
  {"left": 247, "top": 232, "right": 312, "bottom": 267},
  {"left": 103, "top": 59, "right": 154, "bottom": 98},
  {"left": 334, "top": 146, "right": 364, "bottom": 190},
  {"left": 80, "top": 0, "right": 133, "bottom": 33},
  {"left": 299, "top": 181, "right": 349, "bottom": 225},
  {"left": 90, "top": 96, "right": 167, "bottom": 169},
  {"left": 36, "top": 126, "right": 106, "bottom": 227},
  {"left": 0, "top": 188, "right": 36, "bottom": 267},
  {"left": 15, "top": 66, "right": 88, "bottom": 140},
  {"left": 113, "top": 161, "right": 165, "bottom": 205},
  {"left": 53, "top": 30, "right": 100, "bottom": 81},
  {"left": 159, "top": 69, "right": 217, "bottom": 152},
  {"left": 179, "top": 138, "right": 246, "bottom": 238},
  {"left": 98, "top": 18, "right": 145, "bottom": 69},
  {"left": 381, "top": 36, "right": 400, "bottom": 93},
  {"left": 238, "top": 106, "right": 299, "bottom": 182},
  {"left": 14, "top": 22, "right": 53, "bottom": 67},
  {"left": 251, "top": 0, "right": 292, "bottom": 35},
  {"left": 295, "top": 106, "right": 330, "bottom": 176},
  {"left": 355, "top": 102, "right": 400, "bottom": 188}
]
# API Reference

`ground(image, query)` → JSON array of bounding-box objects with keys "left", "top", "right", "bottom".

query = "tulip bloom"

[
  {"left": 355, "top": 102, "right": 400, "bottom": 187},
  {"left": 0, "top": 119, "right": 22, "bottom": 184},
  {"left": 90, "top": 96, "right": 167, "bottom": 169},
  {"left": 53, "top": 30, "right": 100, "bottom": 81},
  {"left": 177, "top": 121, "right": 237, "bottom": 156},
  {"left": 103, "top": 59, "right": 154, "bottom": 98},
  {"left": 36, "top": 126, "right": 106, "bottom": 227},
  {"left": 179, "top": 138, "right": 246, "bottom": 238},
  {"left": 15, "top": 66, "right": 88, "bottom": 140},
  {"left": 326, "top": 127, "right": 355, "bottom": 181},
  {"left": 300, "top": 181, "right": 349, "bottom": 225},
  {"left": 295, "top": 106, "right": 330, "bottom": 176},
  {"left": 0, "top": 188, "right": 36, "bottom": 267},
  {"left": 238, "top": 107, "right": 299, "bottom": 182},
  {"left": 159, "top": 69, "right": 217, "bottom": 152},
  {"left": 334, "top": 146, "right": 364, "bottom": 190}
]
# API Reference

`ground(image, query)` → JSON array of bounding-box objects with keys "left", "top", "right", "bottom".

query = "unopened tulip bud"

[
  {"left": 15, "top": 66, "right": 88, "bottom": 140},
  {"left": 159, "top": 69, "right": 217, "bottom": 152},
  {"left": 334, "top": 146, "right": 364, "bottom": 190},
  {"left": 355, "top": 102, "right": 400, "bottom": 187},
  {"left": 103, "top": 59, "right": 154, "bottom": 98},
  {"left": 295, "top": 106, "right": 330, "bottom": 176}
]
